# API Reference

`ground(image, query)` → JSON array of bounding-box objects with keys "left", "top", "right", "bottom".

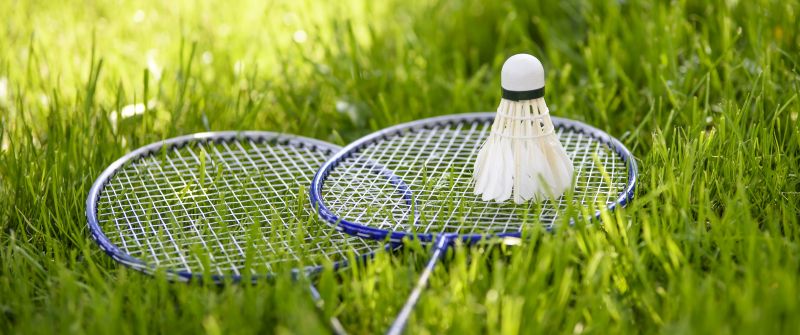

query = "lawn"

[{"left": 1, "top": 0, "right": 799, "bottom": 334}]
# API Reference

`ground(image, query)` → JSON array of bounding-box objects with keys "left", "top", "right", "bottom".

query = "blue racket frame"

[
  {"left": 87, "top": 131, "right": 401, "bottom": 335},
  {"left": 86, "top": 131, "right": 390, "bottom": 284},
  {"left": 311, "top": 112, "right": 637, "bottom": 241},
  {"left": 309, "top": 112, "right": 638, "bottom": 334}
]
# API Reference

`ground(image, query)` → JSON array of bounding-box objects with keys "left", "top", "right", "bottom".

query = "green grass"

[{"left": 2, "top": 0, "right": 799, "bottom": 333}]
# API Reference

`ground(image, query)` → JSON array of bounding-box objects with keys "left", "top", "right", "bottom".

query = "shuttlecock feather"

[{"left": 473, "top": 54, "right": 574, "bottom": 204}]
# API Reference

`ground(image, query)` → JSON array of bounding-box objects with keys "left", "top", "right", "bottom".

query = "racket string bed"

[
  {"left": 320, "top": 120, "right": 630, "bottom": 237},
  {"left": 198, "top": 142, "right": 300, "bottom": 263},
  {"left": 91, "top": 134, "right": 382, "bottom": 279}
]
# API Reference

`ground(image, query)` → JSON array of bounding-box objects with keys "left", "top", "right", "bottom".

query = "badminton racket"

[
  {"left": 86, "top": 131, "right": 388, "bottom": 334},
  {"left": 309, "top": 112, "right": 638, "bottom": 334}
]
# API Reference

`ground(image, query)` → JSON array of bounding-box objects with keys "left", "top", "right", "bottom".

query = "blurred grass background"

[{"left": 1, "top": 0, "right": 799, "bottom": 334}]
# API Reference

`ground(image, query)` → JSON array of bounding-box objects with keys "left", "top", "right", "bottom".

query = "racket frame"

[
  {"left": 86, "top": 131, "right": 386, "bottom": 284},
  {"left": 310, "top": 112, "right": 638, "bottom": 243}
]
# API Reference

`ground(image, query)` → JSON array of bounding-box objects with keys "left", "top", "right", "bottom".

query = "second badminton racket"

[
  {"left": 86, "top": 131, "right": 388, "bottom": 334},
  {"left": 310, "top": 113, "right": 638, "bottom": 334}
]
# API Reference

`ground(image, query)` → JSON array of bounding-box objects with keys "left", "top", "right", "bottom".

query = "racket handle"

[{"left": 387, "top": 236, "right": 451, "bottom": 335}]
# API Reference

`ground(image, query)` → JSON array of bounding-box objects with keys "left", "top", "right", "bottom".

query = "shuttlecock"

[{"left": 474, "top": 54, "right": 574, "bottom": 204}]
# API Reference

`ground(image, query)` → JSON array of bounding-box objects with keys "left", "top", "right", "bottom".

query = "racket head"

[
  {"left": 86, "top": 131, "right": 387, "bottom": 283},
  {"left": 310, "top": 113, "right": 638, "bottom": 244}
]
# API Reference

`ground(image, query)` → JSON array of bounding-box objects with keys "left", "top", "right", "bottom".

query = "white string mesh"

[
  {"left": 321, "top": 120, "right": 629, "bottom": 235},
  {"left": 95, "top": 137, "right": 381, "bottom": 276}
]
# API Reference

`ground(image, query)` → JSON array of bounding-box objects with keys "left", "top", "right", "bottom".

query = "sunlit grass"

[{"left": 2, "top": 0, "right": 800, "bottom": 334}]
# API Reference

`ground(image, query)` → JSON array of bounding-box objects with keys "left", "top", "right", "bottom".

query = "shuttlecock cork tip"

[{"left": 501, "top": 54, "right": 545, "bottom": 101}]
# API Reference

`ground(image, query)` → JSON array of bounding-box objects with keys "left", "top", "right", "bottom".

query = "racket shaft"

[
  {"left": 308, "top": 284, "right": 349, "bottom": 335},
  {"left": 387, "top": 236, "right": 451, "bottom": 335}
]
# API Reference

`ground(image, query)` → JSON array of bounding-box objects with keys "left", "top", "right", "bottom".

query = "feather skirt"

[{"left": 473, "top": 98, "right": 574, "bottom": 204}]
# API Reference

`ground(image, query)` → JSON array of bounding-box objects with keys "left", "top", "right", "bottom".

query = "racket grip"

[{"left": 387, "top": 236, "right": 451, "bottom": 335}]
